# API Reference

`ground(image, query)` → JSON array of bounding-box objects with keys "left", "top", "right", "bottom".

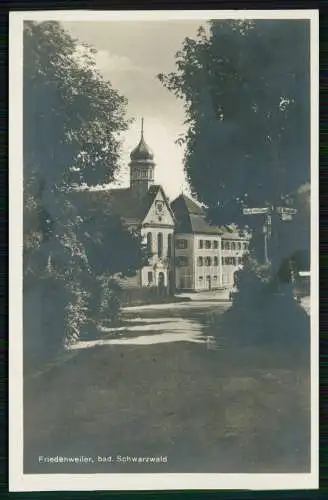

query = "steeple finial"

[{"left": 129, "top": 116, "right": 154, "bottom": 162}]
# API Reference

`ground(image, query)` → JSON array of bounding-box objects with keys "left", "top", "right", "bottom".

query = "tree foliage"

[
  {"left": 24, "top": 21, "right": 129, "bottom": 189},
  {"left": 23, "top": 21, "right": 145, "bottom": 353},
  {"left": 74, "top": 193, "right": 150, "bottom": 278},
  {"left": 23, "top": 21, "right": 131, "bottom": 285},
  {"left": 158, "top": 20, "right": 310, "bottom": 227}
]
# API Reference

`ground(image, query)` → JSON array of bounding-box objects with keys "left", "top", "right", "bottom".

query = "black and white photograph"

[{"left": 9, "top": 10, "right": 318, "bottom": 491}]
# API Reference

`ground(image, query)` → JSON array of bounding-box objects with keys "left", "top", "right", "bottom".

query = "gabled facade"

[
  {"left": 109, "top": 121, "right": 175, "bottom": 291},
  {"left": 140, "top": 185, "right": 175, "bottom": 289}
]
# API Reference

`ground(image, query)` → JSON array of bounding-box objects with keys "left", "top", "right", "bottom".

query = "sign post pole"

[{"left": 243, "top": 206, "right": 297, "bottom": 265}]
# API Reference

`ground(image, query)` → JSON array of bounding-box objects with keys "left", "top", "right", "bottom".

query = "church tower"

[{"left": 129, "top": 118, "right": 155, "bottom": 197}]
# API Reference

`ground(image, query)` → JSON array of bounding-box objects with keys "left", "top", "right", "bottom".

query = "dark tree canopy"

[
  {"left": 23, "top": 22, "right": 147, "bottom": 349},
  {"left": 23, "top": 21, "right": 142, "bottom": 284},
  {"left": 158, "top": 20, "right": 310, "bottom": 226},
  {"left": 74, "top": 194, "right": 150, "bottom": 278},
  {"left": 24, "top": 21, "right": 129, "bottom": 189}
]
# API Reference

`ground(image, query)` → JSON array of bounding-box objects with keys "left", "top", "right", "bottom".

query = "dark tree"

[
  {"left": 23, "top": 22, "right": 144, "bottom": 354},
  {"left": 159, "top": 19, "right": 311, "bottom": 348},
  {"left": 24, "top": 21, "right": 131, "bottom": 283},
  {"left": 158, "top": 20, "right": 310, "bottom": 228}
]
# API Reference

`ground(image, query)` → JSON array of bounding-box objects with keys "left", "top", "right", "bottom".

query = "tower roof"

[{"left": 130, "top": 118, "right": 154, "bottom": 162}]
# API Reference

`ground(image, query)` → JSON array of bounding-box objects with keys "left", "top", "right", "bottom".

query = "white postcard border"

[{"left": 9, "top": 9, "right": 319, "bottom": 492}]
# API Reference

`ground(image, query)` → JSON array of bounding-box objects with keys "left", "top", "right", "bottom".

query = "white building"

[
  {"left": 170, "top": 194, "right": 222, "bottom": 291},
  {"left": 220, "top": 227, "right": 250, "bottom": 287},
  {"left": 76, "top": 122, "right": 250, "bottom": 293}
]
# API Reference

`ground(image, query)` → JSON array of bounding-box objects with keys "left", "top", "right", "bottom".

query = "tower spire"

[{"left": 129, "top": 115, "right": 155, "bottom": 196}]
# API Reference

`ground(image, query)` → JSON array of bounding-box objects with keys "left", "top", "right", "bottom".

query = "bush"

[
  {"left": 64, "top": 280, "right": 89, "bottom": 347},
  {"left": 85, "top": 276, "right": 122, "bottom": 328},
  {"left": 100, "top": 278, "right": 122, "bottom": 322}
]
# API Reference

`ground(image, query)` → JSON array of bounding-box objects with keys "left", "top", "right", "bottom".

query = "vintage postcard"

[{"left": 9, "top": 9, "right": 319, "bottom": 491}]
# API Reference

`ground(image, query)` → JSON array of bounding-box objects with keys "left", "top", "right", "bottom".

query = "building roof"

[
  {"left": 171, "top": 194, "right": 204, "bottom": 216},
  {"left": 71, "top": 188, "right": 138, "bottom": 224},
  {"left": 71, "top": 184, "right": 170, "bottom": 225},
  {"left": 220, "top": 226, "right": 250, "bottom": 240},
  {"left": 171, "top": 194, "right": 219, "bottom": 235},
  {"left": 130, "top": 136, "right": 154, "bottom": 163}
]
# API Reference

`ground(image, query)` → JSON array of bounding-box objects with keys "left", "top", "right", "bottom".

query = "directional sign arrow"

[
  {"left": 276, "top": 207, "right": 297, "bottom": 215},
  {"left": 243, "top": 207, "right": 270, "bottom": 215}
]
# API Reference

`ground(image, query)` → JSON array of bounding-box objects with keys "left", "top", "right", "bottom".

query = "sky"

[{"left": 62, "top": 20, "right": 206, "bottom": 200}]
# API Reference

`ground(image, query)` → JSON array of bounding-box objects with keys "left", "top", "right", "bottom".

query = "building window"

[
  {"left": 198, "top": 256, "right": 203, "bottom": 267},
  {"left": 168, "top": 234, "right": 172, "bottom": 258},
  {"left": 238, "top": 256, "right": 244, "bottom": 265},
  {"left": 213, "top": 240, "right": 219, "bottom": 249},
  {"left": 198, "top": 276, "right": 203, "bottom": 281},
  {"left": 205, "top": 240, "right": 211, "bottom": 249},
  {"left": 176, "top": 239, "right": 187, "bottom": 249},
  {"left": 237, "top": 242, "right": 242, "bottom": 250},
  {"left": 205, "top": 257, "right": 211, "bottom": 266},
  {"left": 214, "top": 256, "right": 218, "bottom": 266},
  {"left": 223, "top": 256, "right": 238, "bottom": 265},
  {"left": 224, "top": 241, "right": 230, "bottom": 250},
  {"left": 158, "top": 232, "right": 163, "bottom": 258},
  {"left": 213, "top": 275, "right": 217, "bottom": 280},
  {"left": 199, "top": 239, "right": 204, "bottom": 249},
  {"left": 231, "top": 242, "right": 236, "bottom": 250},
  {"left": 176, "top": 256, "right": 188, "bottom": 267},
  {"left": 243, "top": 242, "right": 248, "bottom": 249},
  {"left": 146, "top": 232, "right": 152, "bottom": 254},
  {"left": 148, "top": 271, "right": 153, "bottom": 283}
]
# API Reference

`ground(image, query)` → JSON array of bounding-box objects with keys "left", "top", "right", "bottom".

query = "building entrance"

[{"left": 158, "top": 272, "right": 165, "bottom": 287}]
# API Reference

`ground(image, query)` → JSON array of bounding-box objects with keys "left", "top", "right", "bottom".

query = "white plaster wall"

[
  {"left": 221, "top": 236, "right": 250, "bottom": 287},
  {"left": 140, "top": 226, "right": 174, "bottom": 287},
  {"left": 193, "top": 235, "right": 222, "bottom": 290},
  {"left": 175, "top": 234, "right": 223, "bottom": 291},
  {"left": 174, "top": 233, "right": 194, "bottom": 290},
  {"left": 141, "top": 263, "right": 170, "bottom": 287}
]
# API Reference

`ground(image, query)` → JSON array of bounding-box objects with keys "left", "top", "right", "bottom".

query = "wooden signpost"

[{"left": 242, "top": 206, "right": 297, "bottom": 263}]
